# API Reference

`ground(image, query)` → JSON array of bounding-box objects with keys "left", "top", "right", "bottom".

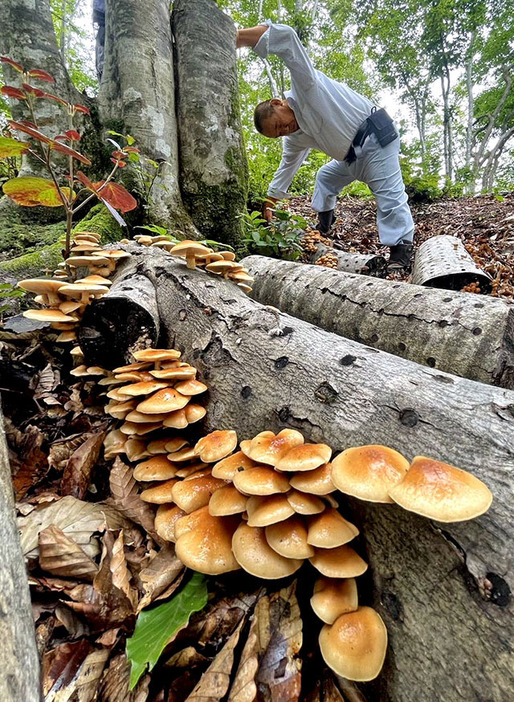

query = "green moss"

[
  {"left": 0, "top": 205, "right": 66, "bottom": 260},
  {"left": 0, "top": 242, "right": 63, "bottom": 279},
  {"left": 73, "top": 203, "right": 125, "bottom": 242}
]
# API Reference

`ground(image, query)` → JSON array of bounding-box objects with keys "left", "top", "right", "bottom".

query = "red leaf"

[
  {"left": 111, "top": 150, "right": 125, "bottom": 159},
  {"left": 27, "top": 68, "right": 55, "bottom": 83},
  {"left": 124, "top": 146, "right": 139, "bottom": 153},
  {"left": 93, "top": 181, "right": 137, "bottom": 212},
  {"left": 3, "top": 177, "right": 72, "bottom": 207},
  {"left": 111, "top": 158, "right": 127, "bottom": 168},
  {"left": 1, "top": 85, "right": 26, "bottom": 100},
  {"left": 21, "top": 83, "right": 45, "bottom": 98},
  {"left": 42, "top": 92, "right": 69, "bottom": 108},
  {"left": 76, "top": 170, "right": 95, "bottom": 190},
  {"left": 9, "top": 120, "right": 52, "bottom": 144},
  {"left": 73, "top": 104, "right": 90, "bottom": 115},
  {"left": 0, "top": 56, "right": 24, "bottom": 72},
  {"left": 65, "top": 129, "right": 81, "bottom": 141},
  {"left": 18, "top": 120, "right": 38, "bottom": 128}
]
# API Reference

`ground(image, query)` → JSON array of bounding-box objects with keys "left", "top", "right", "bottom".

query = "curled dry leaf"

[
  {"left": 48, "top": 434, "right": 92, "bottom": 472},
  {"left": 138, "top": 545, "right": 184, "bottom": 612},
  {"left": 186, "top": 618, "right": 246, "bottom": 702},
  {"left": 19, "top": 495, "right": 132, "bottom": 558},
  {"left": 61, "top": 431, "right": 107, "bottom": 499},
  {"left": 108, "top": 457, "right": 159, "bottom": 537},
  {"left": 99, "top": 653, "right": 150, "bottom": 702},
  {"left": 39, "top": 524, "right": 99, "bottom": 581},
  {"left": 110, "top": 530, "right": 138, "bottom": 610},
  {"left": 43, "top": 639, "right": 92, "bottom": 698},
  {"left": 9, "top": 423, "right": 48, "bottom": 499},
  {"left": 228, "top": 584, "right": 302, "bottom": 702}
]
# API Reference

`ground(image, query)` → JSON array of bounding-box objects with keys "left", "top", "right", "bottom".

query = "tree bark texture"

[
  {"left": 99, "top": 0, "right": 195, "bottom": 231},
  {"left": 0, "top": 403, "right": 41, "bottom": 702},
  {"left": 79, "top": 249, "right": 514, "bottom": 700},
  {"left": 172, "top": 0, "right": 248, "bottom": 250},
  {"left": 242, "top": 255, "right": 514, "bottom": 388}
]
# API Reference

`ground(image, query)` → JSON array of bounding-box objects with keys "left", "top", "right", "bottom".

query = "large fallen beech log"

[
  {"left": 242, "top": 255, "right": 514, "bottom": 388},
  {"left": 0, "top": 404, "right": 40, "bottom": 701},
  {"left": 80, "top": 248, "right": 514, "bottom": 701}
]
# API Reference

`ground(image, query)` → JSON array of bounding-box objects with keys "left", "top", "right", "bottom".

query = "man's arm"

[
  {"left": 263, "top": 142, "right": 311, "bottom": 221},
  {"left": 236, "top": 26, "right": 268, "bottom": 49}
]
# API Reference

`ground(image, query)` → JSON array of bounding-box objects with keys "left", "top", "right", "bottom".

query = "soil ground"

[{"left": 287, "top": 192, "right": 514, "bottom": 300}]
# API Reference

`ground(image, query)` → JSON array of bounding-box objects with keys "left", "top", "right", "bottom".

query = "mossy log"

[
  {"left": 243, "top": 255, "right": 514, "bottom": 388},
  {"left": 0, "top": 403, "right": 40, "bottom": 701},
  {"left": 80, "top": 247, "right": 514, "bottom": 701}
]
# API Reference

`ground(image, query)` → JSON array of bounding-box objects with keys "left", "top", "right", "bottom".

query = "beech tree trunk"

[
  {"left": 79, "top": 247, "right": 514, "bottom": 701},
  {"left": 0, "top": 404, "right": 40, "bottom": 701},
  {"left": 173, "top": 0, "right": 248, "bottom": 249},
  {"left": 242, "top": 255, "right": 514, "bottom": 388}
]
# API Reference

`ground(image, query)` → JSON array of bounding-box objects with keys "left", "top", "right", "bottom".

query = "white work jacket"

[{"left": 253, "top": 22, "right": 374, "bottom": 199}]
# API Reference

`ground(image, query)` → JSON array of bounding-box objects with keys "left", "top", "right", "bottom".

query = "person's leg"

[
  {"left": 311, "top": 160, "right": 355, "bottom": 234},
  {"left": 358, "top": 135, "right": 414, "bottom": 248}
]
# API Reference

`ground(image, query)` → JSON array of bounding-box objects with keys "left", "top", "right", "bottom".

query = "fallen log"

[
  {"left": 242, "top": 255, "right": 514, "bottom": 388},
  {"left": 0, "top": 403, "right": 40, "bottom": 701},
  {"left": 80, "top": 247, "right": 514, "bottom": 702}
]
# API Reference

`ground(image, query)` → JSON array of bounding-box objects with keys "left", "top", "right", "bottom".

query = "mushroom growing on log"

[
  {"left": 242, "top": 255, "right": 514, "bottom": 388},
  {"left": 79, "top": 246, "right": 514, "bottom": 701}
]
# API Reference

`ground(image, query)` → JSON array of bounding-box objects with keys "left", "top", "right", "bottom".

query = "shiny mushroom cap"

[
  {"left": 140, "top": 479, "right": 178, "bottom": 504},
  {"left": 23, "top": 308, "right": 76, "bottom": 323},
  {"left": 287, "top": 490, "right": 325, "bottom": 515},
  {"left": 331, "top": 445, "right": 410, "bottom": 503},
  {"left": 118, "top": 380, "right": 170, "bottom": 397},
  {"left": 289, "top": 462, "right": 335, "bottom": 495},
  {"left": 155, "top": 504, "right": 186, "bottom": 542},
  {"left": 310, "top": 544, "right": 368, "bottom": 578},
  {"left": 246, "top": 494, "right": 295, "bottom": 527},
  {"left": 306, "top": 509, "right": 359, "bottom": 548},
  {"left": 275, "top": 443, "right": 333, "bottom": 472},
  {"left": 209, "top": 485, "right": 248, "bottom": 516},
  {"left": 311, "top": 577, "right": 359, "bottom": 624},
  {"left": 137, "top": 388, "right": 190, "bottom": 414},
  {"left": 265, "top": 515, "right": 314, "bottom": 559},
  {"left": 132, "top": 349, "right": 181, "bottom": 363},
  {"left": 388, "top": 455, "right": 493, "bottom": 522},
  {"left": 319, "top": 607, "right": 388, "bottom": 681},
  {"left": 133, "top": 456, "right": 179, "bottom": 481},
  {"left": 241, "top": 429, "right": 305, "bottom": 466},
  {"left": 194, "top": 430, "right": 238, "bottom": 463},
  {"left": 175, "top": 509, "right": 240, "bottom": 575},
  {"left": 211, "top": 451, "right": 257, "bottom": 480},
  {"left": 19, "top": 278, "right": 65, "bottom": 306},
  {"left": 233, "top": 466, "right": 290, "bottom": 496},
  {"left": 171, "top": 474, "right": 227, "bottom": 513},
  {"left": 232, "top": 523, "right": 303, "bottom": 579}
]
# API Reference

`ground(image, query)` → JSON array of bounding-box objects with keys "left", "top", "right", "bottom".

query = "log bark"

[
  {"left": 99, "top": 0, "right": 195, "bottom": 231},
  {"left": 0, "top": 403, "right": 41, "bottom": 701},
  {"left": 243, "top": 255, "right": 514, "bottom": 388},
  {"left": 79, "top": 248, "right": 514, "bottom": 701},
  {"left": 172, "top": 0, "right": 248, "bottom": 249}
]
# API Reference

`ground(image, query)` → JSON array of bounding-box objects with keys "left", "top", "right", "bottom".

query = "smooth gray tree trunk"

[
  {"left": 78, "top": 246, "right": 513, "bottom": 702},
  {"left": 172, "top": 0, "right": 248, "bottom": 249},
  {"left": 242, "top": 255, "right": 514, "bottom": 388},
  {"left": 0, "top": 403, "right": 41, "bottom": 702}
]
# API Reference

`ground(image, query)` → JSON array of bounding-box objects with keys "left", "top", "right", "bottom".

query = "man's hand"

[
  {"left": 236, "top": 25, "right": 269, "bottom": 49},
  {"left": 263, "top": 197, "right": 278, "bottom": 223}
]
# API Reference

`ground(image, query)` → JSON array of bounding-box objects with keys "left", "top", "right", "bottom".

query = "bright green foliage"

[
  {"left": 50, "top": 0, "right": 97, "bottom": 93},
  {"left": 126, "top": 572, "right": 208, "bottom": 690},
  {"left": 242, "top": 206, "right": 307, "bottom": 260},
  {"left": 0, "top": 136, "right": 30, "bottom": 158}
]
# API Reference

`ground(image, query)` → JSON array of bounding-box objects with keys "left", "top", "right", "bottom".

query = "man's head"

[{"left": 254, "top": 98, "right": 299, "bottom": 138}]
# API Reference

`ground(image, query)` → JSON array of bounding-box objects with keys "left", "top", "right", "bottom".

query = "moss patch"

[
  {"left": 0, "top": 242, "right": 63, "bottom": 280},
  {"left": 0, "top": 206, "right": 66, "bottom": 261},
  {"left": 74, "top": 203, "right": 125, "bottom": 242}
]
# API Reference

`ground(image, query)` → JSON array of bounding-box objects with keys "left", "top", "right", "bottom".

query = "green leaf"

[
  {"left": 0, "top": 136, "right": 30, "bottom": 157},
  {"left": 126, "top": 134, "right": 135, "bottom": 146},
  {"left": 126, "top": 572, "right": 208, "bottom": 689},
  {"left": 3, "top": 177, "right": 73, "bottom": 207}
]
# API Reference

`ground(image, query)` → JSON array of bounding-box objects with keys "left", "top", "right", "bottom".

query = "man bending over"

[{"left": 236, "top": 22, "right": 415, "bottom": 271}]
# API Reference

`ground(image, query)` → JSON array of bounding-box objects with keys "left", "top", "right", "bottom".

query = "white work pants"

[{"left": 311, "top": 134, "right": 414, "bottom": 247}]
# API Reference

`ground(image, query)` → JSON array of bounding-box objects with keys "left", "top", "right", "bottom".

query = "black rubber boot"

[
  {"left": 316, "top": 209, "right": 335, "bottom": 235},
  {"left": 387, "top": 242, "right": 414, "bottom": 272}
]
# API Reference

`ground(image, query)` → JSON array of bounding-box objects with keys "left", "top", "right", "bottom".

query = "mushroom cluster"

[
  {"left": 331, "top": 445, "right": 493, "bottom": 522},
  {"left": 19, "top": 231, "right": 130, "bottom": 344},
  {"left": 315, "top": 252, "right": 339, "bottom": 269},
  {"left": 101, "top": 348, "right": 208, "bottom": 463}
]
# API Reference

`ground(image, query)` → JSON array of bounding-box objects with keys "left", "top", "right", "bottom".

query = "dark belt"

[{"left": 344, "top": 118, "right": 373, "bottom": 165}]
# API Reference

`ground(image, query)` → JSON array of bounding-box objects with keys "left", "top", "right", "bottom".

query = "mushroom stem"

[{"left": 186, "top": 254, "right": 197, "bottom": 270}]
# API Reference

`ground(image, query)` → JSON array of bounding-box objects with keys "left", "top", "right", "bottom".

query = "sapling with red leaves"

[{"left": 0, "top": 57, "right": 137, "bottom": 258}]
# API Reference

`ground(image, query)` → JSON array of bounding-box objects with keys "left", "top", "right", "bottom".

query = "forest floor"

[{"left": 287, "top": 191, "right": 514, "bottom": 300}]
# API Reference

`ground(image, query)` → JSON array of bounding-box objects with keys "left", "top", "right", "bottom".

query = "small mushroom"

[
  {"left": 209, "top": 486, "right": 248, "bottom": 516},
  {"left": 173, "top": 379, "right": 208, "bottom": 396},
  {"left": 194, "top": 430, "right": 238, "bottom": 463},
  {"left": 246, "top": 494, "right": 295, "bottom": 527},
  {"left": 232, "top": 523, "right": 303, "bottom": 579},
  {"left": 265, "top": 515, "right": 314, "bottom": 559},
  {"left": 319, "top": 607, "right": 387, "bottom": 681},
  {"left": 211, "top": 451, "right": 256, "bottom": 480},
  {"left": 140, "top": 479, "right": 178, "bottom": 504},
  {"left": 155, "top": 504, "right": 186, "bottom": 542},
  {"left": 275, "top": 443, "right": 333, "bottom": 472},
  {"left": 310, "top": 577, "right": 359, "bottom": 624},
  {"left": 287, "top": 490, "right": 325, "bottom": 515},
  {"left": 23, "top": 308, "right": 76, "bottom": 323},
  {"left": 18, "top": 279, "right": 65, "bottom": 306},
  {"left": 171, "top": 473, "right": 227, "bottom": 513},
  {"left": 175, "top": 509, "right": 240, "bottom": 575},
  {"left": 242, "top": 429, "right": 305, "bottom": 466},
  {"left": 170, "top": 240, "right": 213, "bottom": 269},
  {"left": 137, "top": 388, "right": 190, "bottom": 414},
  {"left": 233, "top": 466, "right": 290, "bottom": 496},
  {"left": 310, "top": 545, "right": 368, "bottom": 578},
  {"left": 133, "top": 455, "right": 179, "bottom": 481},
  {"left": 388, "top": 455, "right": 493, "bottom": 522},
  {"left": 331, "top": 445, "right": 410, "bottom": 503},
  {"left": 306, "top": 509, "right": 359, "bottom": 548},
  {"left": 289, "top": 462, "right": 336, "bottom": 495}
]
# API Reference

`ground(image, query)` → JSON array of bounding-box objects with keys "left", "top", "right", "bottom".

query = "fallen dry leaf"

[
  {"left": 19, "top": 495, "right": 132, "bottom": 558},
  {"left": 110, "top": 530, "right": 137, "bottom": 610},
  {"left": 8, "top": 423, "right": 48, "bottom": 499},
  {"left": 39, "top": 524, "right": 99, "bottom": 581},
  {"left": 43, "top": 639, "right": 92, "bottom": 698},
  {"left": 60, "top": 431, "right": 107, "bottom": 499},
  {"left": 138, "top": 545, "right": 184, "bottom": 611},
  {"left": 48, "top": 434, "right": 85, "bottom": 472},
  {"left": 99, "top": 652, "right": 150, "bottom": 702},
  {"left": 186, "top": 617, "right": 245, "bottom": 701},
  {"left": 108, "top": 457, "right": 159, "bottom": 536}
]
